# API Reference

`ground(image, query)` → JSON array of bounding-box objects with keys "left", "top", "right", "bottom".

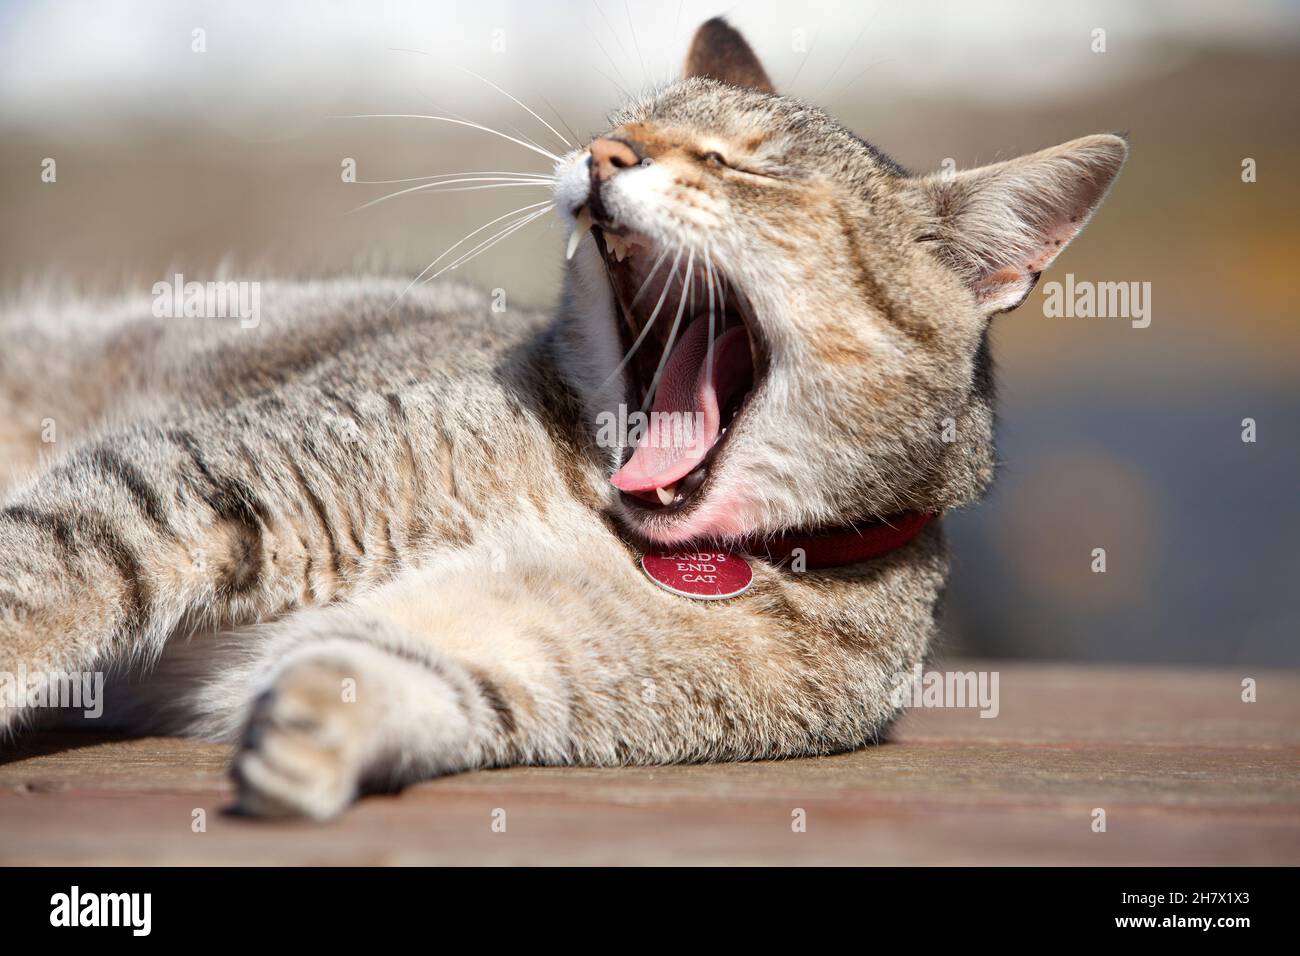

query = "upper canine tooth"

[
  {"left": 566, "top": 207, "right": 592, "bottom": 260},
  {"left": 655, "top": 484, "right": 676, "bottom": 506}
]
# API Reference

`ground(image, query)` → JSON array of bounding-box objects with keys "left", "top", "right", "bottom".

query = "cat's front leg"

[
  {"left": 0, "top": 406, "right": 419, "bottom": 732},
  {"left": 231, "top": 609, "right": 496, "bottom": 820},
  {"left": 0, "top": 428, "right": 280, "bottom": 731}
]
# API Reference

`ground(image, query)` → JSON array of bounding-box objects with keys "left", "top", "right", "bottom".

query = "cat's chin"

[{"left": 617, "top": 483, "right": 757, "bottom": 547}]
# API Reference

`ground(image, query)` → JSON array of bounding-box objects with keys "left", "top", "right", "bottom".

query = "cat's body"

[{"left": 0, "top": 20, "right": 1124, "bottom": 818}]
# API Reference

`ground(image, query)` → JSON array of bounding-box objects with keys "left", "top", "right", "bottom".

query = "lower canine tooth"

[{"left": 655, "top": 484, "right": 676, "bottom": 506}]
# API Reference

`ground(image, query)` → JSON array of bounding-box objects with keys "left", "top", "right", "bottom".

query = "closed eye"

[{"left": 700, "top": 150, "right": 781, "bottom": 181}]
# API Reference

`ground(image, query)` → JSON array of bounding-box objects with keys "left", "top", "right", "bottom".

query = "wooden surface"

[{"left": 1, "top": 662, "right": 1297, "bottom": 865}]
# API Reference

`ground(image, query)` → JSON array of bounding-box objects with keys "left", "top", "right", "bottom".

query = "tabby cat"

[{"left": 0, "top": 19, "right": 1125, "bottom": 818}]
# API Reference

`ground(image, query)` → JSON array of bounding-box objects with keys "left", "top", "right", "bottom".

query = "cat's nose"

[{"left": 589, "top": 138, "right": 640, "bottom": 183}]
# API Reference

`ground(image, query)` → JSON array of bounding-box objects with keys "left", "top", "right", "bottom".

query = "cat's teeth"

[
  {"left": 566, "top": 207, "right": 592, "bottom": 260},
  {"left": 655, "top": 484, "right": 676, "bottom": 506},
  {"left": 603, "top": 232, "right": 634, "bottom": 262}
]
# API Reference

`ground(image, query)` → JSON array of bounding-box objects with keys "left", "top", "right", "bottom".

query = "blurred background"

[{"left": 1, "top": 0, "right": 1296, "bottom": 665}]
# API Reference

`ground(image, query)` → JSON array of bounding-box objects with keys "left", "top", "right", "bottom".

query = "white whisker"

[
  {"left": 539, "top": 95, "right": 582, "bottom": 150},
  {"left": 422, "top": 96, "right": 551, "bottom": 156},
  {"left": 421, "top": 204, "right": 554, "bottom": 285},
  {"left": 623, "top": 0, "right": 648, "bottom": 84},
  {"left": 352, "top": 178, "right": 552, "bottom": 212},
  {"left": 615, "top": 247, "right": 671, "bottom": 337},
  {"left": 584, "top": 6, "right": 636, "bottom": 97},
  {"left": 589, "top": 64, "right": 634, "bottom": 101},
  {"left": 602, "top": 248, "right": 683, "bottom": 389},
  {"left": 641, "top": 248, "right": 696, "bottom": 411},
  {"left": 356, "top": 171, "right": 554, "bottom": 186},
  {"left": 386, "top": 47, "right": 575, "bottom": 151},
  {"left": 628, "top": 247, "right": 670, "bottom": 309},
  {"left": 704, "top": 248, "right": 717, "bottom": 393},
  {"left": 336, "top": 114, "right": 561, "bottom": 162},
  {"left": 452, "top": 65, "right": 575, "bottom": 150},
  {"left": 388, "top": 199, "right": 553, "bottom": 310},
  {"left": 592, "top": 0, "right": 633, "bottom": 68}
]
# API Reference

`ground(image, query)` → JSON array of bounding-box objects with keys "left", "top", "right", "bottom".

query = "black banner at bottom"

[{"left": 0, "top": 866, "right": 1284, "bottom": 940}]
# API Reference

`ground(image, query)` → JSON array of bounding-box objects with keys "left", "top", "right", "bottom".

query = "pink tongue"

[{"left": 611, "top": 314, "right": 750, "bottom": 494}]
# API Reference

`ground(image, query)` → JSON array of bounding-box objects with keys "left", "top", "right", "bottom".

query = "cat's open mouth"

[{"left": 574, "top": 210, "right": 765, "bottom": 516}]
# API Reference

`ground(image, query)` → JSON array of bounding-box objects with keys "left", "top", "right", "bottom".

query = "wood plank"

[{"left": 1, "top": 663, "right": 1296, "bottom": 865}]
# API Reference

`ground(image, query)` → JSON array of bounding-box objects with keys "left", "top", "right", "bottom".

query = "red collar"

[{"left": 743, "top": 512, "right": 933, "bottom": 569}]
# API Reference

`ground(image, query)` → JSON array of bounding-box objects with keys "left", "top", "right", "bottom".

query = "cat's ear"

[
  {"left": 684, "top": 17, "right": 775, "bottom": 94},
  {"left": 915, "top": 134, "right": 1128, "bottom": 314}
]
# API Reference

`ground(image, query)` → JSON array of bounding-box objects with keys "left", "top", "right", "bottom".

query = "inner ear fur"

[
  {"left": 684, "top": 17, "right": 775, "bottom": 94},
  {"left": 916, "top": 134, "right": 1128, "bottom": 314}
]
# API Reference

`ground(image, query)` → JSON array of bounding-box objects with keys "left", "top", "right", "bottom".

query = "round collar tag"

[{"left": 641, "top": 549, "right": 753, "bottom": 600}]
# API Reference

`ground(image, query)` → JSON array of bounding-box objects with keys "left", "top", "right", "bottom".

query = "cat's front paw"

[{"left": 233, "top": 655, "right": 376, "bottom": 821}]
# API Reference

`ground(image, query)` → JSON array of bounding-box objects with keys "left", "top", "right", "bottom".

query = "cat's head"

[{"left": 554, "top": 17, "right": 1126, "bottom": 546}]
